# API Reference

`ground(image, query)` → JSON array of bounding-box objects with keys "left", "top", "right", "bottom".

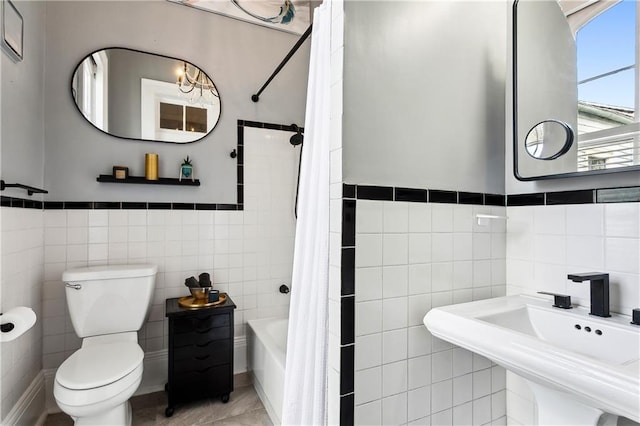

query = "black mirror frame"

[
  {"left": 512, "top": 0, "right": 640, "bottom": 181},
  {"left": 70, "top": 46, "right": 222, "bottom": 145}
]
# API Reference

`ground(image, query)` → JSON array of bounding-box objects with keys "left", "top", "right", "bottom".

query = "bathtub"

[{"left": 247, "top": 318, "right": 288, "bottom": 425}]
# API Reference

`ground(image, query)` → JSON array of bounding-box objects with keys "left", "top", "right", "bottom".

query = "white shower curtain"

[{"left": 281, "top": 2, "right": 331, "bottom": 425}]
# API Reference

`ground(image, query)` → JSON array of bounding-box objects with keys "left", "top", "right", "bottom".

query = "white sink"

[{"left": 424, "top": 295, "right": 640, "bottom": 424}]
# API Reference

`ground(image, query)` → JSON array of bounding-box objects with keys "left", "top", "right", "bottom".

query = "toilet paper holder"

[
  {"left": 0, "top": 307, "right": 36, "bottom": 342},
  {"left": 0, "top": 317, "right": 15, "bottom": 333}
]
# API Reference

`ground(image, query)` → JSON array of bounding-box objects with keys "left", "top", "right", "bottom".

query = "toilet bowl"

[
  {"left": 54, "top": 335, "right": 143, "bottom": 424},
  {"left": 55, "top": 264, "right": 156, "bottom": 425}
]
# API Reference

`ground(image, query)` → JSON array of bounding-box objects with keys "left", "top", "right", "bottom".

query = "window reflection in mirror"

[
  {"left": 71, "top": 48, "right": 221, "bottom": 144},
  {"left": 158, "top": 103, "right": 208, "bottom": 133},
  {"left": 575, "top": 0, "right": 638, "bottom": 171}
]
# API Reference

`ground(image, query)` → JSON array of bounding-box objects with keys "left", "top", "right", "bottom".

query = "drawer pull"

[
  {"left": 197, "top": 366, "right": 213, "bottom": 373},
  {"left": 196, "top": 340, "right": 214, "bottom": 348},
  {"left": 196, "top": 326, "right": 216, "bottom": 334},
  {"left": 195, "top": 315, "right": 213, "bottom": 322},
  {"left": 195, "top": 355, "right": 210, "bottom": 361}
]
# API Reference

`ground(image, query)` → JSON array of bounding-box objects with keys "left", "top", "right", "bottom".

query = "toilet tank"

[{"left": 62, "top": 264, "right": 157, "bottom": 338}]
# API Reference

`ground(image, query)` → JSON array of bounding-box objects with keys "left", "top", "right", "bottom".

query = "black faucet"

[
  {"left": 537, "top": 291, "right": 572, "bottom": 309},
  {"left": 567, "top": 272, "right": 610, "bottom": 318}
]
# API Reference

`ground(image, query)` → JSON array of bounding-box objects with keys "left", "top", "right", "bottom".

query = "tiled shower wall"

[
  {"left": 1, "top": 207, "right": 44, "bottom": 418},
  {"left": 505, "top": 202, "right": 640, "bottom": 426},
  {"left": 354, "top": 200, "right": 508, "bottom": 425},
  {"left": 40, "top": 127, "right": 299, "bottom": 372}
]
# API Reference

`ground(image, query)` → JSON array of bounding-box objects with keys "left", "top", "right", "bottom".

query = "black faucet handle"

[
  {"left": 632, "top": 308, "right": 640, "bottom": 326},
  {"left": 279, "top": 284, "right": 290, "bottom": 294},
  {"left": 537, "top": 291, "right": 573, "bottom": 309},
  {"left": 568, "top": 272, "right": 609, "bottom": 282}
]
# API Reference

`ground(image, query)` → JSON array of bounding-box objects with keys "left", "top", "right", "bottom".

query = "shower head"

[{"left": 290, "top": 124, "right": 304, "bottom": 146}]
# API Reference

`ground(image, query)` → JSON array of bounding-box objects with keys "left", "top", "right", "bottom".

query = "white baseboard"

[
  {"left": 251, "top": 371, "right": 280, "bottom": 426},
  {"left": 4, "top": 371, "right": 46, "bottom": 426},
  {"left": 44, "top": 336, "right": 247, "bottom": 414},
  {"left": 235, "top": 335, "right": 247, "bottom": 374},
  {"left": 44, "top": 369, "right": 57, "bottom": 414}
]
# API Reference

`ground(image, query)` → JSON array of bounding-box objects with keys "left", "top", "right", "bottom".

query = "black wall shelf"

[{"left": 97, "top": 175, "right": 200, "bottom": 186}]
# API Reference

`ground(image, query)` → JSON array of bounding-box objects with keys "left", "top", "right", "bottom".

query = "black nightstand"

[{"left": 164, "top": 294, "right": 236, "bottom": 417}]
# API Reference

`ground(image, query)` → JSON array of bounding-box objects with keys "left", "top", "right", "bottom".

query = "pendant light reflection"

[{"left": 176, "top": 62, "right": 219, "bottom": 106}]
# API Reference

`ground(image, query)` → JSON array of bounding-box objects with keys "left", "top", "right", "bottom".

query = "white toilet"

[{"left": 54, "top": 264, "right": 157, "bottom": 425}]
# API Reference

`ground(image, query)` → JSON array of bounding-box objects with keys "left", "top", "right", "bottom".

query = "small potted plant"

[{"left": 179, "top": 156, "right": 194, "bottom": 181}]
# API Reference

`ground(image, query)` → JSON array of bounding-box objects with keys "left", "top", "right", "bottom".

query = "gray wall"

[
  {"left": 1, "top": 1, "right": 46, "bottom": 192},
  {"left": 107, "top": 49, "right": 183, "bottom": 139},
  {"left": 342, "top": 1, "right": 507, "bottom": 195},
  {"left": 44, "top": 1, "right": 310, "bottom": 203}
]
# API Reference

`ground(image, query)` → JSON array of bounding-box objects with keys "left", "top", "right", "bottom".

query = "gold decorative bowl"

[{"left": 189, "top": 287, "right": 212, "bottom": 302}]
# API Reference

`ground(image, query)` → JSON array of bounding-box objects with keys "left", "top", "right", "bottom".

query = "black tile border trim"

[
  {"left": 340, "top": 296, "right": 355, "bottom": 346},
  {"left": 342, "top": 184, "right": 356, "bottom": 199},
  {"left": 351, "top": 184, "right": 505, "bottom": 206},
  {"left": 39, "top": 201, "right": 234, "bottom": 210},
  {"left": 1, "top": 196, "right": 43, "bottom": 209},
  {"left": 342, "top": 200, "right": 356, "bottom": 247},
  {"left": 341, "top": 248, "right": 355, "bottom": 296},
  {"left": 458, "top": 191, "right": 484, "bottom": 205},
  {"left": 485, "top": 194, "right": 506, "bottom": 206},
  {"left": 356, "top": 185, "right": 393, "bottom": 201},
  {"left": 429, "top": 189, "right": 457, "bottom": 204},
  {"left": 340, "top": 345, "right": 355, "bottom": 395},
  {"left": 341, "top": 184, "right": 640, "bottom": 207},
  {"left": 239, "top": 119, "right": 303, "bottom": 133},
  {"left": 546, "top": 189, "right": 594, "bottom": 205},
  {"left": 339, "top": 394, "right": 354, "bottom": 426},
  {"left": 395, "top": 187, "right": 427, "bottom": 203},
  {"left": 507, "top": 192, "right": 545, "bottom": 207},
  {"left": 340, "top": 196, "right": 356, "bottom": 426}
]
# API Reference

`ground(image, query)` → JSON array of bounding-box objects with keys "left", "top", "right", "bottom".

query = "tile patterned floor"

[{"left": 43, "top": 385, "right": 272, "bottom": 426}]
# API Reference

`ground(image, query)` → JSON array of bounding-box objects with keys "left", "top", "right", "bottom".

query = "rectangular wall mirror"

[{"left": 513, "top": 0, "right": 640, "bottom": 180}]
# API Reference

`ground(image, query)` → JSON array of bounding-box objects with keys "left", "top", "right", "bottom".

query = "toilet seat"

[
  {"left": 54, "top": 363, "right": 143, "bottom": 411},
  {"left": 56, "top": 341, "right": 143, "bottom": 390},
  {"left": 54, "top": 341, "right": 143, "bottom": 410}
]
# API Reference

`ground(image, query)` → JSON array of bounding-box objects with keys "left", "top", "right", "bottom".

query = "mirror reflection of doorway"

[{"left": 140, "top": 78, "right": 218, "bottom": 143}]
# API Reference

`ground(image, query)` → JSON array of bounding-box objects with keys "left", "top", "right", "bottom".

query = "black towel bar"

[{"left": 0, "top": 180, "right": 48, "bottom": 196}]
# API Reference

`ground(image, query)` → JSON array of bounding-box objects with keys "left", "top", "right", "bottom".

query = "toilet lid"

[{"left": 56, "top": 342, "right": 143, "bottom": 390}]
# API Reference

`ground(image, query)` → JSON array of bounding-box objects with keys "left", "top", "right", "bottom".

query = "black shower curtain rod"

[{"left": 251, "top": 25, "right": 313, "bottom": 102}]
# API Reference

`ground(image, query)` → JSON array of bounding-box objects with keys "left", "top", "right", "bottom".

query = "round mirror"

[
  {"left": 71, "top": 48, "right": 221, "bottom": 144},
  {"left": 524, "top": 119, "right": 574, "bottom": 160}
]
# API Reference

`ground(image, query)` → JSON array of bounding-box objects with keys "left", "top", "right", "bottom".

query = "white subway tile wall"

[
  {"left": 506, "top": 203, "right": 640, "bottom": 316},
  {"left": 505, "top": 203, "right": 640, "bottom": 425},
  {"left": 0, "top": 207, "right": 44, "bottom": 417},
  {"left": 40, "top": 127, "right": 299, "bottom": 372},
  {"left": 354, "top": 200, "right": 507, "bottom": 425}
]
